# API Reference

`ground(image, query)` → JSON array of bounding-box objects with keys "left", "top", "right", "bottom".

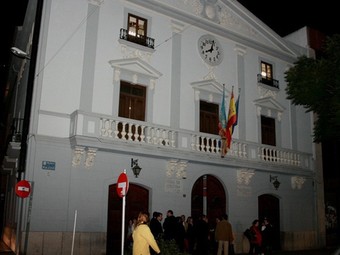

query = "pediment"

[
  {"left": 191, "top": 79, "right": 224, "bottom": 95},
  {"left": 254, "top": 97, "right": 285, "bottom": 113},
  {"left": 109, "top": 58, "right": 162, "bottom": 79},
  {"left": 126, "top": 0, "right": 307, "bottom": 61}
]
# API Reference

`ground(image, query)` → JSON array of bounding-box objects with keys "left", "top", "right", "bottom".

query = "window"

[
  {"left": 127, "top": 14, "right": 147, "bottom": 45},
  {"left": 119, "top": 81, "right": 146, "bottom": 121},
  {"left": 200, "top": 101, "right": 219, "bottom": 135},
  {"left": 261, "top": 115, "right": 276, "bottom": 146},
  {"left": 261, "top": 61, "right": 273, "bottom": 80}
]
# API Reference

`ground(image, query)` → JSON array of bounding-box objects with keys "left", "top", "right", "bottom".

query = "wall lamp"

[
  {"left": 131, "top": 158, "right": 142, "bottom": 178},
  {"left": 11, "top": 47, "right": 31, "bottom": 60},
  {"left": 270, "top": 175, "right": 280, "bottom": 190}
]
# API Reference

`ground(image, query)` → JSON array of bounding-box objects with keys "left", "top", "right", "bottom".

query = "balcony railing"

[
  {"left": 119, "top": 28, "right": 155, "bottom": 49},
  {"left": 70, "top": 111, "right": 313, "bottom": 171},
  {"left": 257, "top": 74, "right": 279, "bottom": 89}
]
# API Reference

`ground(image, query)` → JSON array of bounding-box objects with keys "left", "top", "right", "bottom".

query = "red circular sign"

[
  {"left": 15, "top": 180, "right": 31, "bottom": 198},
  {"left": 116, "top": 172, "right": 129, "bottom": 198}
]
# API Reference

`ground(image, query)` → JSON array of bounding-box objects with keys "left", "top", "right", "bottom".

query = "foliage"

[
  {"left": 158, "top": 238, "right": 184, "bottom": 255},
  {"left": 285, "top": 34, "right": 340, "bottom": 143}
]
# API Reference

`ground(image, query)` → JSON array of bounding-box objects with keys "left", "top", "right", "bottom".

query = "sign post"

[{"left": 117, "top": 170, "right": 129, "bottom": 255}]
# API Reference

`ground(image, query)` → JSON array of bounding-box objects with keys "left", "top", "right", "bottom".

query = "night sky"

[{"left": 237, "top": 0, "right": 340, "bottom": 37}]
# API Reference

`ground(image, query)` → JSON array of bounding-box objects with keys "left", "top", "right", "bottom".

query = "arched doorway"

[
  {"left": 258, "top": 194, "right": 281, "bottom": 250},
  {"left": 191, "top": 175, "right": 226, "bottom": 228},
  {"left": 107, "top": 183, "right": 149, "bottom": 254}
]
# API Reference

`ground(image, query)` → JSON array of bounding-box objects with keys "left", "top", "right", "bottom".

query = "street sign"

[
  {"left": 15, "top": 180, "right": 31, "bottom": 198},
  {"left": 116, "top": 172, "right": 129, "bottom": 198}
]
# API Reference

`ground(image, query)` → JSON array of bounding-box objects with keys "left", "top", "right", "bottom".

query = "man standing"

[
  {"left": 150, "top": 211, "right": 163, "bottom": 240},
  {"left": 261, "top": 217, "right": 273, "bottom": 255},
  {"left": 215, "top": 214, "right": 234, "bottom": 255},
  {"left": 163, "top": 210, "right": 177, "bottom": 241}
]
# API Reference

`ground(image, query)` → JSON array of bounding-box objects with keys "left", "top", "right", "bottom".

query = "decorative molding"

[
  {"left": 72, "top": 146, "right": 97, "bottom": 168},
  {"left": 72, "top": 146, "right": 85, "bottom": 167},
  {"left": 166, "top": 159, "right": 188, "bottom": 179},
  {"left": 85, "top": 148, "right": 97, "bottom": 168},
  {"left": 237, "top": 168, "right": 255, "bottom": 185},
  {"left": 88, "top": 0, "right": 104, "bottom": 6},
  {"left": 291, "top": 176, "right": 306, "bottom": 190}
]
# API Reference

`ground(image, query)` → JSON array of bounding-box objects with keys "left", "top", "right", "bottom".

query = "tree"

[{"left": 285, "top": 34, "right": 340, "bottom": 143}]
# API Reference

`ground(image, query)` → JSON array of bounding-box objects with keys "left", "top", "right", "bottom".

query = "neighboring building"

[{"left": 0, "top": 0, "right": 326, "bottom": 254}]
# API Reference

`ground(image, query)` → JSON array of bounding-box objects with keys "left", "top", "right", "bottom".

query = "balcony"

[
  {"left": 70, "top": 111, "right": 314, "bottom": 174},
  {"left": 119, "top": 28, "right": 155, "bottom": 49},
  {"left": 257, "top": 74, "right": 279, "bottom": 89}
]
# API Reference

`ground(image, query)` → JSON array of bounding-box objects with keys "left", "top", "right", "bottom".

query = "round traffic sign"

[
  {"left": 15, "top": 180, "right": 31, "bottom": 198},
  {"left": 116, "top": 172, "right": 129, "bottom": 198}
]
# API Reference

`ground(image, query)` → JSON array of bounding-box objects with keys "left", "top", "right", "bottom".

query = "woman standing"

[
  {"left": 133, "top": 211, "right": 161, "bottom": 255},
  {"left": 249, "top": 219, "right": 262, "bottom": 255}
]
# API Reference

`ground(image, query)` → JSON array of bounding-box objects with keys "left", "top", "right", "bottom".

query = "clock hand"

[{"left": 205, "top": 41, "right": 215, "bottom": 53}]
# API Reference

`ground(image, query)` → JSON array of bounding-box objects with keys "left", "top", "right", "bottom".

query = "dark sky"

[{"left": 237, "top": 0, "right": 340, "bottom": 37}]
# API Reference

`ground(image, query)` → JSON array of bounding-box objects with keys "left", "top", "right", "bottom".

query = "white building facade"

[{"left": 1, "top": 0, "right": 326, "bottom": 254}]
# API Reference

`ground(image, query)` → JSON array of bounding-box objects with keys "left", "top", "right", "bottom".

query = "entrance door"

[
  {"left": 107, "top": 183, "right": 149, "bottom": 255},
  {"left": 191, "top": 175, "right": 226, "bottom": 228},
  {"left": 258, "top": 194, "right": 281, "bottom": 250}
]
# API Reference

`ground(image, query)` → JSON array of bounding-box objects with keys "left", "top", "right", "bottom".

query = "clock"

[{"left": 198, "top": 34, "right": 223, "bottom": 66}]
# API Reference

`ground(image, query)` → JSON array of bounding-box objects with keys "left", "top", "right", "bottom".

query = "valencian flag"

[
  {"left": 226, "top": 87, "right": 237, "bottom": 151},
  {"left": 218, "top": 85, "right": 228, "bottom": 157}
]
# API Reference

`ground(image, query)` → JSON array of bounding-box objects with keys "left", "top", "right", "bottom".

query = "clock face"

[{"left": 198, "top": 35, "right": 223, "bottom": 66}]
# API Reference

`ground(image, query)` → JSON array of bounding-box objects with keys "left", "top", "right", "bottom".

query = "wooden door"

[
  {"left": 191, "top": 175, "right": 226, "bottom": 229},
  {"left": 107, "top": 183, "right": 149, "bottom": 255}
]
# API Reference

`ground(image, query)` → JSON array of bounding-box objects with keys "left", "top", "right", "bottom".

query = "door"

[
  {"left": 258, "top": 194, "right": 281, "bottom": 250},
  {"left": 107, "top": 183, "right": 149, "bottom": 255},
  {"left": 191, "top": 175, "right": 226, "bottom": 229}
]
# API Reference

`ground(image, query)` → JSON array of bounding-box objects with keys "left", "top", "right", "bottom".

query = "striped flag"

[
  {"left": 226, "top": 87, "right": 237, "bottom": 150},
  {"left": 232, "top": 92, "right": 240, "bottom": 134},
  {"left": 218, "top": 85, "right": 227, "bottom": 157}
]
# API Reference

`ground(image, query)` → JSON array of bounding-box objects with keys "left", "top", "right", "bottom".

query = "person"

[
  {"left": 150, "top": 211, "right": 163, "bottom": 240},
  {"left": 132, "top": 211, "right": 161, "bottom": 255},
  {"left": 175, "top": 215, "right": 186, "bottom": 252},
  {"left": 163, "top": 209, "right": 177, "bottom": 241},
  {"left": 215, "top": 214, "right": 234, "bottom": 255},
  {"left": 126, "top": 217, "right": 136, "bottom": 248},
  {"left": 249, "top": 219, "right": 262, "bottom": 255},
  {"left": 195, "top": 214, "right": 210, "bottom": 255},
  {"left": 261, "top": 217, "right": 273, "bottom": 255},
  {"left": 186, "top": 216, "right": 195, "bottom": 254}
]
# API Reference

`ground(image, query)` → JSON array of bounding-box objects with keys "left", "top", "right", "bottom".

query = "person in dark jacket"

[
  {"left": 163, "top": 209, "right": 177, "bottom": 240},
  {"left": 150, "top": 211, "right": 163, "bottom": 240},
  {"left": 194, "top": 214, "right": 210, "bottom": 255},
  {"left": 261, "top": 217, "right": 274, "bottom": 255}
]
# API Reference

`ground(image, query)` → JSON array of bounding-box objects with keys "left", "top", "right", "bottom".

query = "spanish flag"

[{"left": 226, "top": 87, "right": 237, "bottom": 150}]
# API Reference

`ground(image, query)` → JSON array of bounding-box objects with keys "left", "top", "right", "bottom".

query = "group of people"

[
  {"left": 247, "top": 217, "right": 273, "bottom": 255},
  {"left": 126, "top": 210, "right": 235, "bottom": 255}
]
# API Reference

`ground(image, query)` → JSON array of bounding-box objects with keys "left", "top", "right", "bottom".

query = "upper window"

[
  {"left": 261, "top": 61, "right": 273, "bottom": 80},
  {"left": 258, "top": 61, "right": 279, "bottom": 89},
  {"left": 119, "top": 81, "right": 146, "bottom": 121},
  {"left": 200, "top": 101, "right": 219, "bottom": 135},
  {"left": 127, "top": 14, "right": 148, "bottom": 46}
]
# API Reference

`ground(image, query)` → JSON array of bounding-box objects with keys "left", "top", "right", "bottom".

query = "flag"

[
  {"left": 218, "top": 85, "right": 227, "bottom": 157},
  {"left": 226, "top": 88, "right": 237, "bottom": 150},
  {"left": 232, "top": 92, "right": 240, "bottom": 134}
]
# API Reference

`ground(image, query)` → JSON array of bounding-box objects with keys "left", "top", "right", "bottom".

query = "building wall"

[{"left": 1, "top": 0, "right": 325, "bottom": 254}]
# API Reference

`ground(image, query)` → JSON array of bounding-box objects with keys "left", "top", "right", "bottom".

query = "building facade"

[{"left": 1, "top": 0, "right": 326, "bottom": 254}]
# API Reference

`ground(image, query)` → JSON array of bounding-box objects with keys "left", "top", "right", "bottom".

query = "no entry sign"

[
  {"left": 15, "top": 180, "right": 31, "bottom": 198},
  {"left": 116, "top": 172, "right": 129, "bottom": 198}
]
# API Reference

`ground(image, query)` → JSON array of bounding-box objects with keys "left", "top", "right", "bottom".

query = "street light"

[{"left": 131, "top": 158, "right": 142, "bottom": 178}]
